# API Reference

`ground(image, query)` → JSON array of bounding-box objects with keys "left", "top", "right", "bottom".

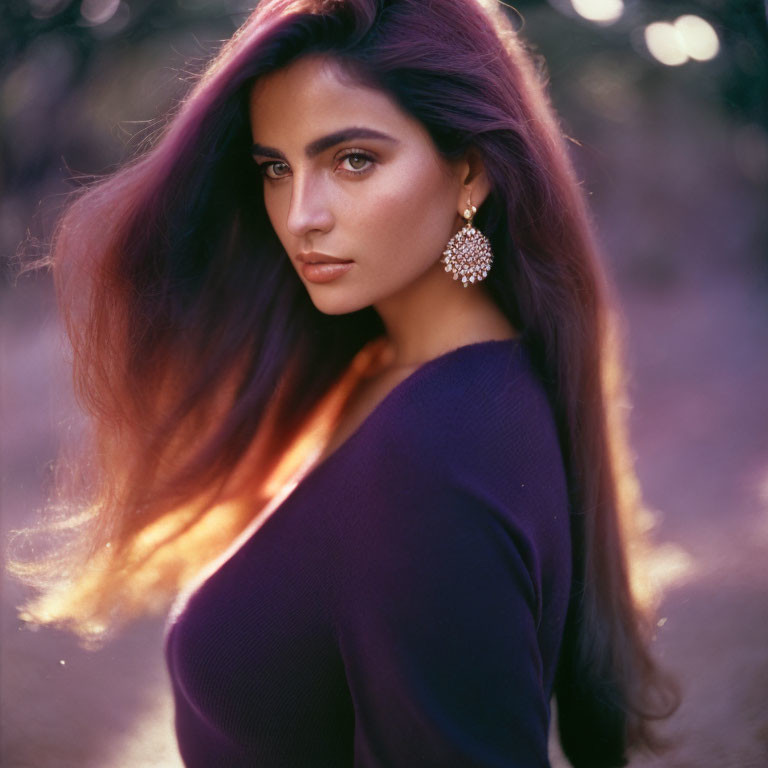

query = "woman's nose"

[{"left": 285, "top": 172, "right": 334, "bottom": 238}]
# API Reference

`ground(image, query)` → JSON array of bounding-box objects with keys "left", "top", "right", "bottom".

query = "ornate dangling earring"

[{"left": 440, "top": 201, "right": 494, "bottom": 287}]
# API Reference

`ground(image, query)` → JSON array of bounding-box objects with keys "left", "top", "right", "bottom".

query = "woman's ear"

[{"left": 455, "top": 147, "right": 491, "bottom": 213}]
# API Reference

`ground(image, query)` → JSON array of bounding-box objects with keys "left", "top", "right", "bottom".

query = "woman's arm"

[{"left": 331, "top": 479, "right": 552, "bottom": 768}]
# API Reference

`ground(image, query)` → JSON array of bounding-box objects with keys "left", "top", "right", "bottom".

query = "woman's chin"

[{"left": 307, "top": 291, "right": 371, "bottom": 317}]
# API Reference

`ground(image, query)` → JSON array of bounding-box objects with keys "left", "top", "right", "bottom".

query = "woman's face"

[{"left": 248, "top": 54, "right": 468, "bottom": 316}]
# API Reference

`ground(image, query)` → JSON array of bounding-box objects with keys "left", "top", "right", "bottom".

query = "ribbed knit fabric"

[{"left": 163, "top": 338, "right": 572, "bottom": 767}]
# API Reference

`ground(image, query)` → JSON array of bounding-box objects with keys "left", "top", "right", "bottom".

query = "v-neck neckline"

[{"left": 287, "top": 336, "right": 523, "bottom": 497}]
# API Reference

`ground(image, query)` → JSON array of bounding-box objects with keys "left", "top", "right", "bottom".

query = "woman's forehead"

[
  {"left": 248, "top": 55, "right": 423, "bottom": 148},
  {"left": 250, "top": 57, "right": 386, "bottom": 116}
]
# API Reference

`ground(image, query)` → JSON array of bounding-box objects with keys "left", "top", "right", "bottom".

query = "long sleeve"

[{"left": 331, "top": 468, "right": 555, "bottom": 768}]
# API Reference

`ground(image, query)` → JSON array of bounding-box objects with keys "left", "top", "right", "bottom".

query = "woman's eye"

[
  {"left": 260, "top": 161, "right": 289, "bottom": 179},
  {"left": 338, "top": 152, "right": 374, "bottom": 174}
]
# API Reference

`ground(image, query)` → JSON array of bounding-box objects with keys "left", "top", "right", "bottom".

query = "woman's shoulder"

[{"left": 381, "top": 337, "right": 563, "bottom": 479}]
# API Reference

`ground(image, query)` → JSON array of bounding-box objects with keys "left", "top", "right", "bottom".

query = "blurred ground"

[{"left": 2, "top": 2, "right": 768, "bottom": 766}]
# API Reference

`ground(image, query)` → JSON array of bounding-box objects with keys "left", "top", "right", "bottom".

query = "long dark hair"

[{"left": 7, "top": 0, "right": 678, "bottom": 764}]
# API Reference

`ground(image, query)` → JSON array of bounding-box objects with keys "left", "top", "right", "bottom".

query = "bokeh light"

[
  {"left": 674, "top": 14, "right": 720, "bottom": 62},
  {"left": 80, "top": 0, "right": 121, "bottom": 26},
  {"left": 27, "top": 0, "right": 71, "bottom": 20},
  {"left": 644, "top": 14, "right": 720, "bottom": 67},
  {"left": 644, "top": 21, "right": 689, "bottom": 66},
  {"left": 570, "top": 0, "right": 624, "bottom": 25}
]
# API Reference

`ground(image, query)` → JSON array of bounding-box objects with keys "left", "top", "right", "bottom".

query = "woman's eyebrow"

[{"left": 250, "top": 127, "right": 399, "bottom": 160}]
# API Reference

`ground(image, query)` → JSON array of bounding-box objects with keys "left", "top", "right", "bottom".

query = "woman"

[{"left": 8, "top": 0, "right": 679, "bottom": 765}]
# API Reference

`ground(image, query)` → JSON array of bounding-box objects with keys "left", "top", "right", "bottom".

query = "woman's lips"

[{"left": 300, "top": 261, "right": 354, "bottom": 283}]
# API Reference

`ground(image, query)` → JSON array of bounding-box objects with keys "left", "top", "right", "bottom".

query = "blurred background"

[{"left": 1, "top": 0, "right": 767, "bottom": 765}]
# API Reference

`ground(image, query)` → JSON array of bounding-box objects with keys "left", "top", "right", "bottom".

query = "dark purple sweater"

[{"left": 163, "top": 338, "right": 572, "bottom": 767}]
